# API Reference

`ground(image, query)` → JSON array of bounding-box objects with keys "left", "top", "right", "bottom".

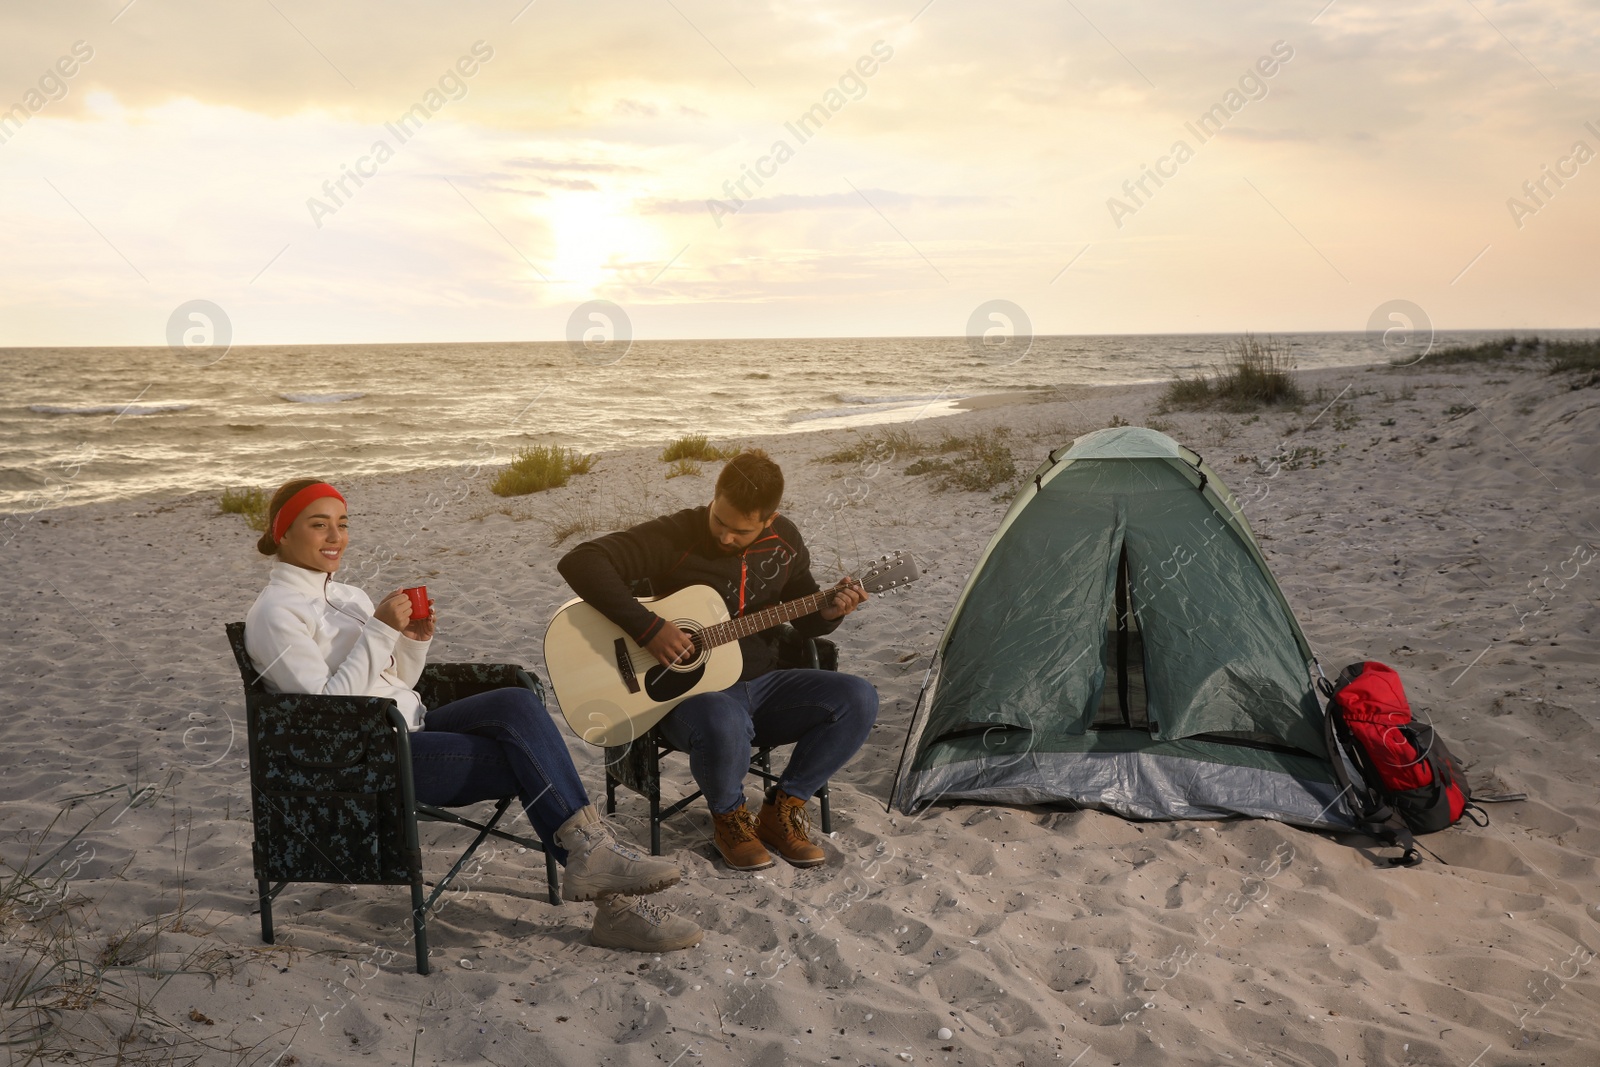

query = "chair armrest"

[
  {"left": 246, "top": 691, "right": 409, "bottom": 796},
  {"left": 247, "top": 689, "right": 402, "bottom": 721},
  {"left": 416, "top": 663, "right": 545, "bottom": 709},
  {"left": 774, "top": 625, "right": 840, "bottom": 672}
]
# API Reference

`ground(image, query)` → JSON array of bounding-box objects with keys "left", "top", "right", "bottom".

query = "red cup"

[{"left": 402, "top": 585, "right": 432, "bottom": 621}]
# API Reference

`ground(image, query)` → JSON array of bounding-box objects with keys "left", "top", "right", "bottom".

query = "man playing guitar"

[{"left": 557, "top": 450, "right": 877, "bottom": 870}]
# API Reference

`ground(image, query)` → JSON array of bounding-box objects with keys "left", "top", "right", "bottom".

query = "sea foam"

[
  {"left": 29, "top": 402, "right": 195, "bottom": 417},
  {"left": 278, "top": 392, "right": 366, "bottom": 404}
]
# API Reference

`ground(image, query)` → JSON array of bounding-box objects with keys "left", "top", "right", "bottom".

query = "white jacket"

[{"left": 244, "top": 562, "right": 431, "bottom": 730}]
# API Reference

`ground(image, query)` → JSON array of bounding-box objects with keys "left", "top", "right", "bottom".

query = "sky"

[{"left": 1, "top": 0, "right": 1597, "bottom": 346}]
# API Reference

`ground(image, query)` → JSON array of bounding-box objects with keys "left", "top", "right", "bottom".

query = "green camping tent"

[{"left": 891, "top": 426, "right": 1358, "bottom": 830}]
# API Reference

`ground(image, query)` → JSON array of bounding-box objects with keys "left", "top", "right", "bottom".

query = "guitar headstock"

[{"left": 859, "top": 550, "right": 920, "bottom": 595}]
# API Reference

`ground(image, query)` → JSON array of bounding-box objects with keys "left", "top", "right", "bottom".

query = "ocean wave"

[
  {"left": 278, "top": 392, "right": 366, "bottom": 403},
  {"left": 789, "top": 396, "right": 964, "bottom": 423},
  {"left": 28, "top": 402, "right": 195, "bottom": 417},
  {"left": 834, "top": 393, "right": 964, "bottom": 406}
]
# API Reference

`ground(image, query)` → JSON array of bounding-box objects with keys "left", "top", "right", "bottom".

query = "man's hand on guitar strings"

[
  {"left": 644, "top": 621, "right": 698, "bottom": 667},
  {"left": 818, "top": 576, "right": 868, "bottom": 621}
]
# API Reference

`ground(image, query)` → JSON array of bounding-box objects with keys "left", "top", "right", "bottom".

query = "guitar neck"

[{"left": 698, "top": 589, "right": 835, "bottom": 649}]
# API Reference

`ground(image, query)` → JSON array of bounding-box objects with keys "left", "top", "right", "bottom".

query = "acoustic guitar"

[{"left": 545, "top": 551, "right": 919, "bottom": 747}]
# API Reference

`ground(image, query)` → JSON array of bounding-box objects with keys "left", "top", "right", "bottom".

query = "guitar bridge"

[{"left": 614, "top": 638, "right": 641, "bottom": 694}]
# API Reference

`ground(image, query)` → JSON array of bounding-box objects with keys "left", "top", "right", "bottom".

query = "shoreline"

[
  {"left": 3, "top": 329, "right": 1525, "bottom": 521},
  {"left": 4, "top": 361, "right": 1395, "bottom": 521}
]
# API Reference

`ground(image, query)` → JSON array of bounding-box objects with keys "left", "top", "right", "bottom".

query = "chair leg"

[
  {"left": 650, "top": 789, "right": 662, "bottom": 856},
  {"left": 545, "top": 850, "right": 561, "bottom": 907},
  {"left": 410, "top": 877, "right": 430, "bottom": 976},
  {"left": 605, "top": 772, "right": 617, "bottom": 815},
  {"left": 258, "top": 879, "right": 274, "bottom": 944},
  {"left": 819, "top": 783, "right": 832, "bottom": 835}
]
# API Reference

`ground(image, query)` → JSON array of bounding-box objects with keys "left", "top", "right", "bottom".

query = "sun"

[{"left": 543, "top": 190, "right": 657, "bottom": 296}]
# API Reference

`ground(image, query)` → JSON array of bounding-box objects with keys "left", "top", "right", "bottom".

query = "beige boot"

[
  {"left": 555, "top": 805, "right": 680, "bottom": 902},
  {"left": 590, "top": 894, "right": 704, "bottom": 952}
]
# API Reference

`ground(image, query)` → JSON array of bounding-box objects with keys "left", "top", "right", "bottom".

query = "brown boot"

[
  {"left": 712, "top": 803, "right": 775, "bottom": 871},
  {"left": 756, "top": 788, "right": 826, "bottom": 868}
]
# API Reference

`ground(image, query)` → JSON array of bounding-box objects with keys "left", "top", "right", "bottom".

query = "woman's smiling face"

[{"left": 277, "top": 497, "right": 349, "bottom": 573}]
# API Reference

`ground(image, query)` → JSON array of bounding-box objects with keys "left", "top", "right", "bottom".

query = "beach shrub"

[
  {"left": 665, "top": 458, "right": 701, "bottom": 480},
  {"left": 661, "top": 434, "right": 736, "bottom": 463},
  {"left": 1160, "top": 334, "right": 1304, "bottom": 412},
  {"left": 219, "top": 487, "right": 269, "bottom": 531},
  {"left": 1398, "top": 335, "right": 1527, "bottom": 367},
  {"left": 1547, "top": 338, "right": 1600, "bottom": 387},
  {"left": 816, "top": 428, "right": 925, "bottom": 465},
  {"left": 1280, "top": 445, "right": 1323, "bottom": 470},
  {"left": 491, "top": 445, "right": 595, "bottom": 497},
  {"left": 904, "top": 430, "right": 1018, "bottom": 493},
  {"left": 544, "top": 496, "right": 663, "bottom": 546}
]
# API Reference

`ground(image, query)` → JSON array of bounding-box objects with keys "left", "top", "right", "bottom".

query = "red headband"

[{"left": 271, "top": 482, "right": 347, "bottom": 543}]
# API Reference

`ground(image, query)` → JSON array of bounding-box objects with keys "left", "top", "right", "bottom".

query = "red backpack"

[{"left": 1322, "top": 661, "right": 1484, "bottom": 865}]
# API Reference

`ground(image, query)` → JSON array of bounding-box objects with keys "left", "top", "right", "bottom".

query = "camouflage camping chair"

[{"left": 225, "top": 622, "right": 560, "bottom": 975}]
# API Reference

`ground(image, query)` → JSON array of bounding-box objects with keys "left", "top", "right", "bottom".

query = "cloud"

[
  {"left": 505, "top": 158, "right": 645, "bottom": 174},
  {"left": 1217, "top": 127, "right": 1313, "bottom": 143},
  {"left": 3, "top": 0, "right": 1600, "bottom": 344},
  {"left": 538, "top": 176, "right": 600, "bottom": 191},
  {"left": 644, "top": 189, "right": 990, "bottom": 215}
]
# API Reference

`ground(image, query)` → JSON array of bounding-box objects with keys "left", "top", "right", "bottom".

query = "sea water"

[{"left": 0, "top": 331, "right": 1584, "bottom": 512}]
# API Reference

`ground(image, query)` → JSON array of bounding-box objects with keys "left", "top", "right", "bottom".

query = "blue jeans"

[
  {"left": 409, "top": 687, "right": 588, "bottom": 864},
  {"left": 656, "top": 669, "right": 878, "bottom": 814}
]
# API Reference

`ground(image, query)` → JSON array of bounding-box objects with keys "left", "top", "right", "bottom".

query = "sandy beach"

[{"left": 2, "top": 357, "right": 1597, "bottom": 1067}]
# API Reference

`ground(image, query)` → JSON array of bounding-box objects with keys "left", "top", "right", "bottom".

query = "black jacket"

[{"left": 557, "top": 506, "right": 842, "bottom": 681}]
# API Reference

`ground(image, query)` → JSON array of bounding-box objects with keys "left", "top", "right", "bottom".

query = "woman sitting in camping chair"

[{"left": 241, "top": 478, "right": 701, "bottom": 952}]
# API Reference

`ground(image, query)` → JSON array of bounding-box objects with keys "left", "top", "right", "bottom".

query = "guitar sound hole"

[
  {"left": 642, "top": 619, "right": 709, "bottom": 702},
  {"left": 665, "top": 620, "right": 708, "bottom": 671},
  {"left": 644, "top": 661, "right": 706, "bottom": 701}
]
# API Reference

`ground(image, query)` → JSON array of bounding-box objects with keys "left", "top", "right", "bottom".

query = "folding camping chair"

[
  {"left": 603, "top": 624, "right": 835, "bottom": 854},
  {"left": 226, "top": 622, "right": 560, "bottom": 975}
]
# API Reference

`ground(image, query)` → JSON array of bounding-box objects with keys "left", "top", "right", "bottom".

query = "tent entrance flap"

[{"left": 1092, "top": 542, "right": 1151, "bottom": 733}]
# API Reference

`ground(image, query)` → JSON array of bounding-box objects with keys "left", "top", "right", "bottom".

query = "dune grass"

[
  {"left": 1160, "top": 334, "right": 1304, "bottom": 412},
  {"left": 903, "top": 429, "right": 1020, "bottom": 493},
  {"left": 816, "top": 426, "right": 1017, "bottom": 493},
  {"left": 1391, "top": 334, "right": 1600, "bottom": 385},
  {"left": 660, "top": 434, "right": 736, "bottom": 463},
  {"left": 218, "top": 487, "right": 269, "bottom": 531},
  {"left": 490, "top": 445, "right": 595, "bottom": 497},
  {"left": 1394, "top": 334, "right": 1531, "bottom": 366},
  {"left": 816, "top": 428, "right": 924, "bottom": 465},
  {"left": 1, "top": 803, "right": 270, "bottom": 1065},
  {"left": 1547, "top": 338, "right": 1600, "bottom": 381},
  {"left": 544, "top": 497, "right": 664, "bottom": 546},
  {"left": 664, "top": 458, "right": 702, "bottom": 480}
]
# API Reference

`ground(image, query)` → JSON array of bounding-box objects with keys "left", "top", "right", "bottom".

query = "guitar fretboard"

[{"left": 697, "top": 588, "right": 838, "bottom": 649}]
